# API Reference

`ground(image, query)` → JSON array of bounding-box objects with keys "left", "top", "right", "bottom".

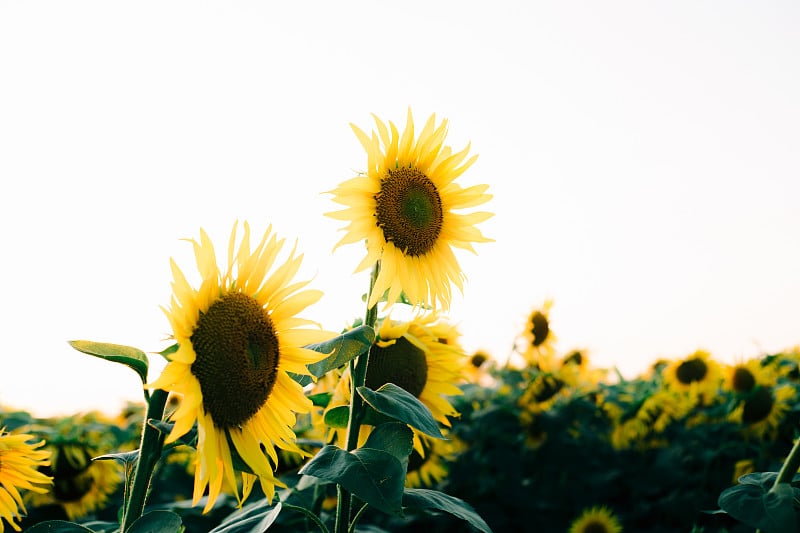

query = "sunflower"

[
  {"left": 405, "top": 432, "right": 461, "bottom": 488},
  {"left": 568, "top": 505, "right": 623, "bottom": 533},
  {"left": 146, "top": 222, "right": 333, "bottom": 512},
  {"left": 325, "top": 313, "right": 466, "bottom": 454},
  {"left": 327, "top": 109, "right": 493, "bottom": 311},
  {"left": 729, "top": 384, "right": 795, "bottom": 439},
  {"left": 722, "top": 358, "right": 777, "bottom": 395},
  {"left": 662, "top": 350, "right": 722, "bottom": 402},
  {"left": 27, "top": 442, "right": 121, "bottom": 521},
  {"left": 519, "top": 300, "right": 558, "bottom": 369},
  {"left": 0, "top": 429, "right": 52, "bottom": 532}
]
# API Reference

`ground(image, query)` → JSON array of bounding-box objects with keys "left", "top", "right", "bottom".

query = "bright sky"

[{"left": 1, "top": 1, "right": 799, "bottom": 418}]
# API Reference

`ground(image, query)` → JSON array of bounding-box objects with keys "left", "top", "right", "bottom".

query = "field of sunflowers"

[{"left": 2, "top": 111, "right": 799, "bottom": 533}]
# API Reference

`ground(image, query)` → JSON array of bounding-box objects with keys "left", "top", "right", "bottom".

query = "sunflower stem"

[
  {"left": 336, "top": 261, "right": 380, "bottom": 533},
  {"left": 772, "top": 434, "right": 800, "bottom": 487},
  {"left": 120, "top": 388, "right": 168, "bottom": 532}
]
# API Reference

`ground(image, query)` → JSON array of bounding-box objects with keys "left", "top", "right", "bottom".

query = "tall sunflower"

[
  {"left": 327, "top": 109, "right": 493, "bottom": 311},
  {"left": 325, "top": 313, "right": 466, "bottom": 454},
  {"left": 0, "top": 429, "right": 52, "bottom": 533},
  {"left": 568, "top": 505, "right": 623, "bottom": 533},
  {"left": 146, "top": 222, "right": 333, "bottom": 512}
]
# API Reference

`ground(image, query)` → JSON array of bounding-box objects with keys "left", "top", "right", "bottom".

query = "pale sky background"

[{"left": 1, "top": 1, "right": 798, "bottom": 418}]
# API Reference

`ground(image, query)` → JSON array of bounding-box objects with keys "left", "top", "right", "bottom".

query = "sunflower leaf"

[
  {"left": 403, "top": 488, "right": 493, "bottom": 533},
  {"left": 298, "top": 444, "right": 405, "bottom": 516},
  {"left": 304, "top": 325, "right": 376, "bottom": 378},
  {"left": 24, "top": 521, "right": 97, "bottom": 532},
  {"left": 718, "top": 482, "right": 798, "bottom": 531},
  {"left": 364, "top": 422, "right": 414, "bottom": 472},
  {"left": 127, "top": 510, "right": 184, "bottom": 533},
  {"left": 323, "top": 405, "right": 350, "bottom": 428},
  {"left": 357, "top": 383, "right": 444, "bottom": 439},
  {"left": 209, "top": 501, "right": 282, "bottom": 532},
  {"left": 68, "top": 340, "right": 149, "bottom": 385}
]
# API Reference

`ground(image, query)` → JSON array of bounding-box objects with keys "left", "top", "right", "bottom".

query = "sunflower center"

[
  {"left": 190, "top": 292, "right": 280, "bottom": 428},
  {"left": 375, "top": 166, "right": 443, "bottom": 256},
  {"left": 675, "top": 357, "right": 708, "bottom": 384},
  {"left": 732, "top": 367, "right": 756, "bottom": 393},
  {"left": 742, "top": 387, "right": 775, "bottom": 424},
  {"left": 530, "top": 312, "right": 550, "bottom": 347},
  {"left": 52, "top": 445, "right": 93, "bottom": 502},
  {"left": 365, "top": 337, "right": 428, "bottom": 398},
  {"left": 583, "top": 520, "right": 612, "bottom": 533},
  {"left": 563, "top": 350, "right": 584, "bottom": 366},
  {"left": 533, "top": 375, "right": 564, "bottom": 403},
  {"left": 470, "top": 352, "right": 488, "bottom": 368}
]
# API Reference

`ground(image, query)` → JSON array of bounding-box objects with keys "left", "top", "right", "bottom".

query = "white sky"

[{"left": 1, "top": 1, "right": 799, "bottom": 417}]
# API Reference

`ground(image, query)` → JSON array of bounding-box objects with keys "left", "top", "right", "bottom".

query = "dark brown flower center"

[
  {"left": 529, "top": 311, "right": 550, "bottom": 347},
  {"left": 190, "top": 292, "right": 280, "bottom": 428},
  {"left": 732, "top": 367, "right": 756, "bottom": 393},
  {"left": 375, "top": 166, "right": 443, "bottom": 256},
  {"left": 365, "top": 336, "right": 428, "bottom": 397},
  {"left": 742, "top": 386, "right": 775, "bottom": 424},
  {"left": 532, "top": 374, "right": 564, "bottom": 403},
  {"left": 583, "top": 520, "right": 612, "bottom": 533},
  {"left": 470, "top": 352, "right": 488, "bottom": 368},
  {"left": 563, "top": 350, "right": 584, "bottom": 366},
  {"left": 50, "top": 444, "right": 93, "bottom": 502},
  {"left": 675, "top": 357, "right": 708, "bottom": 384}
]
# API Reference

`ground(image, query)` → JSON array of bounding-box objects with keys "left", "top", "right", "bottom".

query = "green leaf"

[
  {"left": 403, "top": 488, "right": 493, "bottom": 533},
  {"left": 305, "top": 325, "right": 375, "bottom": 378},
  {"left": 323, "top": 405, "right": 350, "bottom": 428},
  {"left": 308, "top": 392, "right": 332, "bottom": 408},
  {"left": 209, "top": 500, "right": 282, "bottom": 533},
  {"left": 364, "top": 422, "right": 414, "bottom": 472},
  {"left": 148, "top": 419, "right": 198, "bottom": 447},
  {"left": 159, "top": 343, "right": 179, "bottom": 360},
  {"left": 25, "top": 521, "right": 96, "bottom": 532},
  {"left": 357, "top": 383, "right": 444, "bottom": 439},
  {"left": 94, "top": 450, "right": 139, "bottom": 465},
  {"left": 298, "top": 444, "right": 405, "bottom": 515},
  {"left": 127, "top": 510, "right": 184, "bottom": 533},
  {"left": 69, "top": 340, "right": 149, "bottom": 385},
  {"left": 718, "top": 483, "right": 798, "bottom": 531}
]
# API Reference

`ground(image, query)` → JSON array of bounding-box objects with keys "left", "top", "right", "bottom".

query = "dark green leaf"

[
  {"left": 308, "top": 392, "right": 333, "bottom": 408},
  {"left": 127, "top": 510, "right": 183, "bottom": 533},
  {"left": 298, "top": 444, "right": 405, "bottom": 515},
  {"left": 763, "top": 484, "right": 798, "bottom": 532},
  {"left": 364, "top": 422, "right": 414, "bottom": 471},
  {"left": 403, "top": 488, "right": 493, "bottom": 533},
  {"left": 305, "top": 325, "right": 375, "bottom": 378},
  {"left": 324, "top": 405, "right": 350, "bottom": 428},
  {"left": 718, "top": 483, "right": 797, "bottom": 531},
  {"left": 25, "top": 521, "right": 96, "bottom": 532},
  {"left": 357, "top": 383, "right": 444, "bottom": 439},
  {"left": 209, "top": 500, "right": 282, "bottom": 532},
  {"left": 68, "top": 340, "right": 149, "bottom": 385},
  {"left": 94, "top": 450, "right": 139, "bottom": 466}
]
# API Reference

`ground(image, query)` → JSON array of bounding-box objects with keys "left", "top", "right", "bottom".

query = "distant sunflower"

[
  {"left": 0, "top": 429, "right": 52, "bottom": 532},
  {"left": 519, "top": 372, "right": 566, "bottom": 413},
  {"left": 327, "top": 109, "right": 493, "bottom": 311},
  {"left": 723, "top": 358, "right": 777, "bottom": 395},
  {"left": 325, "top": 313, "right": 465, "bottom": 454},
  {"left": 662, "top": 350, "right": 722, "bottom": 401},
  {"left": 730, "top": 384, "right": 795, "bottom": 439},
  {"left": 568, "top": 505, "right": 623, "bottom": 533},
  {"left": 520, "top": 300, "right": 558, "bottom": 369},
  {"left": 146, "top": 222, "right": 333, "bottom": 512},
  {"left": 28, "top": 442, "right": 121, "bottom": 521}
]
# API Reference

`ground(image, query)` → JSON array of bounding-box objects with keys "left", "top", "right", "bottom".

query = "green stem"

[
  {"left": 120, "top": 388, "right": 168, "bottom": 531},
  {"left": 772, "top": 435, "right": 800, "bottom": 487},
  {"left": 283, "top": 502, "right": 330, "bottom": 533},
  {"left": 335, "top": 261, "right": 380, "bottom": 533},
  {"left": 347, "top": 502, "right": 369, "bottom": 533}
]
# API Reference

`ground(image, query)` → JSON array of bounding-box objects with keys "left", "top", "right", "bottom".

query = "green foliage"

[
  {"left": 402, "top": 489, "right": 492, "bottom": 533},
  {"left": 357, "top": 383, "right": 444, "bottom": 439},
  {"left": 68, "top": 340, "right": 149, "bottom": 388},
  {"left": 291, "top": 325, "right": 375, "bottom": 386},
  {"left": 127, "top": 510, "right": 184, "bottom": 533},
  {"left": 26, "top": 521, "right": 97, "bottom": 532}
]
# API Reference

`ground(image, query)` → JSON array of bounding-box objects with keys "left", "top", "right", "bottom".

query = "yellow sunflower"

[
  {"left": 723, "top": 358, "right": 777, "bottom": 395},
  {"left": 325, "top": 313, "right": 466, "bottom": 454},
  {"left": 0, "top": 429, "right": 52, "bottom": 532},
  {"left": 662, "top": 350, "right": 723, "bottom": 401},
  {"left": 146, "top": 222, "right": 334, "bottom": 512},
  {"left": 519, "top": 300, "right": 558, "bottom": 369},
  {"left": 568, "top": 505, "right": 623, "bottom": 533},
  {"left": 405, "top": 432, "right": 461, "bottom": 488},
  {"left": 729, "top": 384, "right": 795, "bottom": 439},
  {"left": 327, "top": 109, "right": 493, "bottom": 311},
  {"left": 27, "top": 442, "right": 121, "bottom": 521}
]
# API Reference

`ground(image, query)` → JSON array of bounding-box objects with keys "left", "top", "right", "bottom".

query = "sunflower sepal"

[
  {"left": 68, "top": 340, "right": 149, "bottom": 389},
  {"left": 357, "top": 383, "right": 445, "bottom": 439},
  {"left": 147, "top": 419, "right": 198, "bottom": 448},
  {"left": 402, "top": 488, "right": 493, "bottom": 533},
  {"left": 298, "top": 445, "right": 406, "bottom": 516}
]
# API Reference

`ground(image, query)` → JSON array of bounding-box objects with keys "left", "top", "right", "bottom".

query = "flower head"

[
  {"left": 0, "top": 428, "right": 52, "bottom": 532},
  {"left": 147, "top": 222, "right": 333, "bottom": 512},
  {"left": 327, "top": 109, "right": 492, "bottom": 311},
  {"left": 568, "top": 505, "right": 623, "bottom": 533}
]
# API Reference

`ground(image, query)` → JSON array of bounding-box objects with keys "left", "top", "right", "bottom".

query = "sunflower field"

[{"left": 3, "top": 111, "right": 800, "bottom": 533}]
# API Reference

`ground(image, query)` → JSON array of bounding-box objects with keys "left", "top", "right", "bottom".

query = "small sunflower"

[
  {"left": 519, "top": 300, "right": 558, "bottom": 369},
  {"left": 463, "top": 349, "right": 493, "bottom": 385},
  {"left": 327, "top": 109, "right": 493, "bottom": 311},
  {"left": 568, "top": 505, "right": 623, "bottom": 533},
  {"left": 729, "top": 384, "right": 795, "bottom": 439},
  {"left": 27, "top": 442, "right": 121, "bottom": 521},
  {"left": 0, "top": 429, "right": 52, "bottom": 532},
  {"left": 519, "top": 371, "right": 567, "bottom": 413},
  {"left": 325, "top": 313, "right": 466, "bottom": 454},
  {"left": 146, "top": 222, "right": 333, "bottom": 512},
  {"left": 662, "top": 350, "right": 722, "bottom": 401},
  {"left": 723, "top": 358, "right": 777, "bottom": 395}
]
